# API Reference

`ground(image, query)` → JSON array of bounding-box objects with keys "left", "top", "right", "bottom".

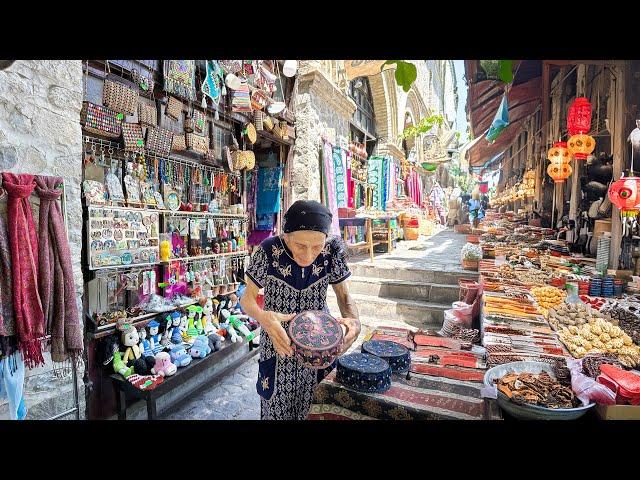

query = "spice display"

[
  {"left": 558, "top": 318, "right": 640, "bottom": 367},
  {"left": 494, "top": 371, "right": 579, "bottom": 409},
  {"left": 531, "top": 286, "right": 566, "bottom": 315}
]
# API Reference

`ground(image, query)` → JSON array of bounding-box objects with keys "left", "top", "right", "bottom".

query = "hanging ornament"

[
  {"left": 547, "top": 162, "right": 572, "bottom": 183},
  {"left": 283, "top": 60, "right": 298, "bottom": 77},
  {"left": 547, "top": 141, "right": 571, "bottom": 164},
  {"left": 567, "top": 97, "right": 592, "bottom": 136},
  {"left": 608, "top": 175, "right": 640, "bottom": 215},
  {"left": 478, "top": 181, "right": 489, "bottom": 194},
  {"left": 567, "top": 133, "right": 596, "bottom": 160},
  {"left": 225, "top": 73, "right": 242, "bottom": 90}
]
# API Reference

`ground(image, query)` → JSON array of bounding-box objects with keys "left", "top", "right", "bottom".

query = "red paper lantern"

[
  {"left": 478, "top": 181, "right": 489, "bottom": 194},
  {"left": 567, "top": 97, "right": 592, "bottom": 136},
  {"left": 547, "top": 141, "right": 571, "bottom": 164},
  {"left": 608, "top": 176, "right": 640, "bottom": 215}
]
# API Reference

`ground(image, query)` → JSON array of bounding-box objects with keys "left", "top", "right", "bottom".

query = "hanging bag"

[
  {"left": 186, "top": 133, "right": 209, "bottom": 155},
  {"left": 172, "top": 133, "right": 186, "bottom": 152},
  {"left": 81, "top": 101, "right": 122, "bottom": 138},
  {"left": 102, "top": 61, "right": 139, "bottom": 116},
  {"left": 146, "top": 126, "right": 173, "bottom": 156},
  {"left": 485, "top": 93, "right": 509, "bottom": 143},
  {"left": 138, "top": 100, "right": 157, "bottom": 127},
  {"left": 121, "top": 122, "right": 145, "bottom": 153},
  {"left": 165, "top": 95, "right": 183, "bottom": 120}
]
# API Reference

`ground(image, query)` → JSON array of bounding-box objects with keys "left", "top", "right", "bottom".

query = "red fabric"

[
  {"left": 2, "top": 173, "right": 45, "bottom": 367},
  {"left": 409, "top": 363, "right": 485, "bottom": 382}
]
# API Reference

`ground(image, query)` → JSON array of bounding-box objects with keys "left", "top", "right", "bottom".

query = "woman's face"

[{"left": 284, "top": 231, "right": 326, "bottom": 267}]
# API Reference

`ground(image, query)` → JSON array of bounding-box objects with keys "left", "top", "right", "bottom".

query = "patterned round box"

[
  {"left": 361, "top": 339, "right": 411, "bottom": 373},
  {"left": 288, "top": 310, "right": 344, "bottom": 369},
  {"left": 336, "top": 353, "right": 392, "bottom": 393}
]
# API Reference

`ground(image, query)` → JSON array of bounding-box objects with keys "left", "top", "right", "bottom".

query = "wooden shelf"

[{"left": 159, "top": 210, "right": 248, "bottom": 219}]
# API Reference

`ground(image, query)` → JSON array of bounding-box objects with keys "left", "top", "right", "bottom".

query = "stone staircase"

[{"left": 326, "top": 261, "right": 478, "bottom": 332}]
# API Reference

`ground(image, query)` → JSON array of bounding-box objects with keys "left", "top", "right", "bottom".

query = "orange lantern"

[
  {"left": 547, "top": 162, "right": 572, "bottom": 183},
  {"left": 567, "top": 133, "right": 595, "bottom": 160},
  {"left": 547, "top": 141, "right": 571, "bottom": 164}
]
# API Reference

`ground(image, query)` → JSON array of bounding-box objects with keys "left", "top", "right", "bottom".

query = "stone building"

[{"left": 291, "top": 60, "right": 459, "bottom": 203}]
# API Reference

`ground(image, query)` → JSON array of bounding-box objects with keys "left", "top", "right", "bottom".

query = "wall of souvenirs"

[{"left": 81, "top": 59, "right": 295, "bottom": 419}]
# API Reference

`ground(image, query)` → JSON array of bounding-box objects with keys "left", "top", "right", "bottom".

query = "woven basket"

[
  {"left": 272, "top": 123, "right": 282, "bottom": 138},
  {"left": 186, "top": 133, "right": 209, "bottom": 155},
  {"left": 103, "top": 74, "right": 138, "bottom": 116},
  {"left": 138, "top": 101, "right": 157, "bottom": 127},
  {"left": 172, "top": 134, "right": 186, "bottom": 152},
  {"left": 459, "top": 279, "right": 480, "bottom": 302},
  {"left": 244, "top": 150, "right": 255, "bottom": 170},
  {"left": 279, "top": 121, "right": 288, "bottom": 140},
  {"left": 466, "top": 234, "right": 480, "bottom": 244},
  {"left": 263, "top": 115, "right": 274, "bottom": 131},
  {"left": 232, "top": 150, "right": 247, "bottom": 170},
  {"left": 462, "top": 259, "right": 479, "bottom": 271},
  {"left": 165, "top": 96, "right": 183, "bottom": 120}
]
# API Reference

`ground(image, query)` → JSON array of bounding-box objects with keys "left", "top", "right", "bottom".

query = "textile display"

[
  {"left": 0, "top": 351, "right": 26, "bottom": 420},
  {"left": 347, "top": 154, "right": 355, "bottom": 209},
  {"left": 256, "top": 166, "right": 283, "bottom": 215},
  {"left": 256, "top": 213, "right": 275, "bottom": 231},
  {"left": 332, "top": 147, "right": 347, "bottom": 208},
  {"left": 321, "top": 141, "right": 340, "bottom": 235},
  {"left": 35, "top": 176, "right": 83, "bottom": 363},
  {"left": 367, "top": 156, "right": 385, "bottom": 210},
  {"left": 163, "top": 60, "right": 197, "bottom": 101},
  {"left": 201, "top": 60, "right": 223, "bottom": 106},
  {"left": 0, "top": 194, "right": 15, "bottom": 342},
  {"left": 1, "top": 173, "right": 45, "bottom": 368}
]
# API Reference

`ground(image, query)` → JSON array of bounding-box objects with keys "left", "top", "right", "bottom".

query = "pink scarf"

[{"left": 1, "top": 173, "right": 45, "bottom": 368}]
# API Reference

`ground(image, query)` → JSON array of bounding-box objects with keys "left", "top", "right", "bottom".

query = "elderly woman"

[{"left": 240, "top": 200, "right": 361, "bottom": 420}]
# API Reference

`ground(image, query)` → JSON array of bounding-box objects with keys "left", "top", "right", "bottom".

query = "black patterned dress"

[{"left": 245, "top": 235, "right": 351, "bottom": 420}]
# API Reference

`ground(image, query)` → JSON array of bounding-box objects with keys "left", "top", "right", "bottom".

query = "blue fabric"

[
  {"left": 256, "top": 167, "right": 283, "bottom": 215},
  {"left": 255, "top": 213, "right": 275, "bottom": 231},
  {"left": 332, "top": 147, "right": 347, "bottom": 208},
  {"left": 0, "top": 351, "right": 26, "bottom": 420},
  {"left": 486, "top": 94, "right": 509, "bottom": 143}
]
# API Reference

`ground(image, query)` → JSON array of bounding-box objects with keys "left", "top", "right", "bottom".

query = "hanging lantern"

[
  {"left": 567, "top": 97, "right": 592, "bottom": 136},
  {"left": 478, "top": 181, "right": 489, "bottom": 194},
  {"left": 547, "top": 141, "right": 571, "bottom": 164},
  {"left": 567, "top": 133, "right": 596, "bottom": 160},
  {"left": 608, "top": 176, "right": 640, "bottom": 216},
  {"left": 547, "top": 162, "right": 573, "bottom": 183}
]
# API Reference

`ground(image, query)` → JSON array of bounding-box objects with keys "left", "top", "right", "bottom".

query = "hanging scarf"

[
  {"left": 0, "top": 189, "right": 17, "bottom": 359},
  {"left": 332, "top": 147, "right": 347, "bottom": 208},
  {"left": 368, "top": 156, "right": 385, "bottom": 210},
  {"left": 163, "top": 60, "right": 197, "bottom": 101},
  {"left": 1, "top": 173, "right": 44, "bottom": 368},
  {"left": 256, "top": 167, "right": 283, "bottom": 215},
  {"left": 321, "top": 141, "right": 340, "bottom": 235},
  {"left": 35, "top": 176, "right": 83, "bottom": 363}
]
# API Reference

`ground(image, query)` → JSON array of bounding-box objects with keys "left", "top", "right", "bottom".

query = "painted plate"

[
  {"left": 121, "top": 252, "right": 133, "bottom": 265},
  {"left": 167, "top": 192, "right": 180, "bottom": 211}
]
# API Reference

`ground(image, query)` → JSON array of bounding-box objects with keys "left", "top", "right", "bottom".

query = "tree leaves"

[
  {"left": 400, "top": 114, "right": 445, "bottom": 140},
  {"left": 383, "top": 60, "right": 418, "bottom": 93},
  {"left": 498, "top": 60, "right": 514, "bottom": 84}
]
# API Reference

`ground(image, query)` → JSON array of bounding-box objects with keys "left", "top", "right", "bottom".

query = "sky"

[{"left": 453, "top": 59, "right": 469, "bottom": 145}]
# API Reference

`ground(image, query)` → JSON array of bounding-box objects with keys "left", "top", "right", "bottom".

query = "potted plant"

[{"left": 461, "top": 243, "right": 482, "bottom": 271}]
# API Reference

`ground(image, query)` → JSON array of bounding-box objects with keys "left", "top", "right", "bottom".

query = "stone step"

[
  {"left": 348, "top": 262, "right": 478, "bottom": 286},
  {"left": 346, "top": 275, "right": 460, "bottom": 304},
  {"left": 326, "top": 290, "right": 446, "bottom": 330}
]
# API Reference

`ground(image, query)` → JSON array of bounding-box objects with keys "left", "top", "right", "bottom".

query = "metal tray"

[{"left": 484, "top": 361, "right": 595, "bottom": 420}]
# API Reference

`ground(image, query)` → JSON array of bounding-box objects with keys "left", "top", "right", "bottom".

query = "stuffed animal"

[
  {"left": 186, "top": 305, "right": 201, "bottom": 337},
  {"left": 190, "top": 335, "right": 212, "bottom": 358},
  {"left": 151, "top": 352, "right": 177, "bottom": 376},
  {"left": 180, "top": 313, "right": 194, "bottom": 343},
  {"left": 147, "top": 319, "right": 163, "bottom": 354},
  {"left": 170, "top": 345, "right": 192, "bottom": 367},
  {"left": 221, "top": 309, "right": 254, "bottom": 342},
  {"left": 103, "top": 335, "right": 134, "bottom": 378},
  {"left": 208, "top": 332, "right": 224, "bottom": 352},
  {"left": 138, "top": 327, "right": 155, "bottom": 358},
  {"left": 168, "top": 312, "right": 183, "bottom": 344},
  {"left": 120, "top": 323, "right": 155, "bottom": 375},
  {"left": 199, "top": 297, "right": 218, "bottom": 334}
]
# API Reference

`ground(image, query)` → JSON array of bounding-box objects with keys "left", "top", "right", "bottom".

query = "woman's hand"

[
  {"left": 260, "top": 311, "right": 295, "bottom": 357},
  {"left": 337, "top": 317, "right": 361, "bottom": 354}
]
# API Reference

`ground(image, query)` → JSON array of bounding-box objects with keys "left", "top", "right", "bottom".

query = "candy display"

[
  {"left": 547, "top": 302, "right": 609, "bottom": 330},
  {"left": 531, "top": 286, "right": 566, "bottom": 316}
]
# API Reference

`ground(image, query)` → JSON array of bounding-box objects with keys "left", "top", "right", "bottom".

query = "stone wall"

[{"left": 0, "top": 60, "right": 85, "bottom": 419}]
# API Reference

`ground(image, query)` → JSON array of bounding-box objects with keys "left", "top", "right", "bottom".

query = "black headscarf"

[{"left": 283, "top": 200, "right": 333, "bottom": 235}]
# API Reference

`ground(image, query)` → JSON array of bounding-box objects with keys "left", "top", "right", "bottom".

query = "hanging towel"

[
  {"left": 1, "top": 173, "right": 44, "bottom": 368},
  {"left": 256, "top": 166, "right": 283, "bottom": 215},
  {"left": 368, "top": 156, "right": 385, "bottom": 210},
  {"left": 321, "top": 141, "right": 340, "bottom": 235},
  {"left": 332, "top": 147, "right": 347, "bottom": 208},
  {"left": 35, "top": 176, "right": 83, "bottom": 363}
]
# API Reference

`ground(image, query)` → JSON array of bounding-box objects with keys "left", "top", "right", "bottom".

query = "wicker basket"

[
  {"left": 466, "top": 234, "right": 480, "bottom": 244},
  {"left": 462, "top": 259, "right": 479, "bottom": 271}
]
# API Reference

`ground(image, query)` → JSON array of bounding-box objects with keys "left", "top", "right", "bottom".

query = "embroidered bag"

[
  {"left": 80, "top": 101, "right": 122, "bottom": 139},
  {"left": 138, "top": 100, "right": 157, "bottom": 127},
  {"left": 193, "top": 108, "right": 206, "bottom": 134},
  {"left": 103, "top": 65, "right": 139, "bottom": 116},
  {"left": 186, "top": 133, "right": 209, "bottom": 155},
  {"left": 172, "top": 133, "right": 186, "bottom": 152},
  {"left": 165, "top": 95, "right": 183, "bottom": 120},
  {"left": 121, "top": 123, "right": 145, "bottom": 153},
  {"left": 231, "top": 78, "right": 252, "bottom": 113},
  {"left": 146, "top": 126, "right": 173, "bottom": 156},
  {"left": 131, "top": 68, "right": 155, "bottom": 97}
]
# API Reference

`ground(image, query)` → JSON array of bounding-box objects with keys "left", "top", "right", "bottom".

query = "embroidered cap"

[{"left": 283, "top": 200, "right": 332, "bottom": 235}]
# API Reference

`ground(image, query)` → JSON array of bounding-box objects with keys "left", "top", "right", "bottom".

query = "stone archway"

[{"left": 367, "top": 70, "right": 395, "bottom": 155}]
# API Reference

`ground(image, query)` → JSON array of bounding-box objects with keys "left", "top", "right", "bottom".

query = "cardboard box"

[{"left": 596, "top": 403, "right": 640, "bottom": 420}]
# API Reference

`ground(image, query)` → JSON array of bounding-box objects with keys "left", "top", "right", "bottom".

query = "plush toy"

[
  {"left": 120, "top": 323, "right": 155, "bottom": 375},
  {"left": 221, "top": 309, "right": 255, "bottom": 342},
  {"left": 103, "top": 335, "right": 134, "bottom": 378},
  {"left": 180, "top": 313, "right": 194, "bottom": 343},
  {"left": 199, "top": 297, "right": 219, "bottom": 334},
  {"left": 169, "top": 345, "right": 192, "bottom": 367},
  {"left": 168, "top": 312, "right": 183, "bottom": 344},
  {"left": 186, "top": 305, "right": 201, "bottom": 337},
  {"left": 147, "top": 319, "right": 163, "bottom": 354},
  {"left": 151, "top": 351, "right": 177, "bottom": 376},
  {"left": 189, "top": 335, "right": 212, "bottom": 358},
  {"left": 138, "top": 327, "right": 155, "bottom": 358},
  {"left": 208, "top": 332, "right": 224, "bottom": 352}
]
